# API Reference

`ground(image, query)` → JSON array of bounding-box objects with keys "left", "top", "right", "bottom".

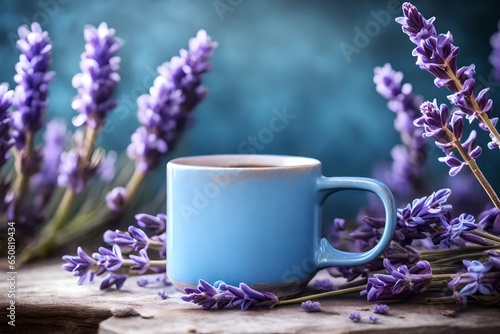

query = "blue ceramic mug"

[{"left": 167, "top": 154, "right": 396, "bottom": 297}]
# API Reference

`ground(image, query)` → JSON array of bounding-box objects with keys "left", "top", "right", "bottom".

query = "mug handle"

[{"left": 315, "top": 176, "right": 397, "bottom": 268}]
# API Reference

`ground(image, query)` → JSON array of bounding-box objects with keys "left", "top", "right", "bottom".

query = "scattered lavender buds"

[
  {"left": 369, "top": 314, "right": 379, "bottom": 324},
  {"left": 182, "top": 280, "right": 279, "bottom": 310},
  {"left": 373, "top": 304, "right": 390, "bottom": 315},
  {"left": 313, "top": 278, "right": 337, "bottom": 292},
  {"left": 71, "top": 22, "right": 122, "bottom": 129},
  {"left": 157, "top": 290, "right": 168, "bottom": 300},
  {"left": 301, "top": 300, "right": 321, "bottom": 312},
  {"left": 349, "top": 311, "right": 361, "bottom": 322}
]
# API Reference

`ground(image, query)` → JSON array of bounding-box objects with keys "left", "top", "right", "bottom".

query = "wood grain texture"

[{"left": 1, "top": 261, "right": 500, "bottom": 334}]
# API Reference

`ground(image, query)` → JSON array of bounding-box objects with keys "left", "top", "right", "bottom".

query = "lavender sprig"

[
  {"left": 361, "top": 259, "right": 433, "bottom": 301},
  {"left": 182, "top": 280, "right": 278, "bottom": 310},
  {"left": 415, "top": 100, "right": 500, "bottom": 210},
  {"left": 10, "top": 22, "right": 54, "bottom": 219},
  {"left": 373, "top": 64, "right": 427, "bottom": 196},
  {"left": 0, "top": 84, "right": 13, "bottom": 213},
  {"left": 106, "top": 30, "right": 217, "bottom": 213},
  {"left": 301, "top": 300, "right": 321, "bottom": 312},
  {"left": 397, "top": 2, "right": 500, "bottom": 150}
]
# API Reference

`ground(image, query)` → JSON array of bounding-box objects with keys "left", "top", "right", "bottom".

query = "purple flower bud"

[
  {"left": 62, "top": 246, "right": 99, "bottom": 285},
  {"left": 99, "top": 273, "right": 128, "bottom": 290},
  {"left": 71, "top": 22, "right": 122, "bottom": 129},
  {"left": 182, "top": 279, "right": 278, "bottom": 310},
  {"left": 0, "top": 83, "right": 13, "bottom": 168},
  {"left": 98, "top": 150, "right": 117, "bottom": 183},
  {"left": 373, "top": 304, "right": 390, "bottom": 315},
  {"left": 105, "top": 187, "right": 127, "bottom": 212},
  {"left": 395, "top": 2, "right": 436, "bottom": 45},
  {"left": 11, "top": 22, "right": 54, "bottom": 149},
  {"left": 478, "top": 207, "right": 500, "bottom": 235},
  {"left": 301, "top": 300, "right": 321, "bottom": 312},
  {"left": 127, "top": 30, "right": 217, "bottom": 172},
  {"left": 135, "top": 213, "right": 166, "bottom": 234},
  {"left": 92, "top": 245, "right": 123, "bottom": 271},
  {"left": 362, "top": 259, "right": 432, "bottom": 302},
  {"left": 157, "top": 290, "right": 168, "bottom": 300},
  {"left": 313, "top": 278, "right": 337, "bottom": 292},
  {"left": 129, "top": 248, "right": 150, "bottom": 275},
  {"left": 369, "top": 314, "right": 379, "bottom": 324},
  {"left": 349, "top": 311, "right": 361, "bottom": 322}
]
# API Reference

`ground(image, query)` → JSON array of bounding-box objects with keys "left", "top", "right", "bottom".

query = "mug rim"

[{"left": 167, "top": 154, "right": 321, "bottom": 169}]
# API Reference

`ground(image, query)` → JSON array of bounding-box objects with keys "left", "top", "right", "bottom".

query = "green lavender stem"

[
  {"left": 445, "top": 66, "right": 500, "bottom": 149},
  {"left": 444, "top": 127, "right": 500, "bottom": 211},
  {"left": 276, "top": 286, "right": 365, "bottom": 306}
]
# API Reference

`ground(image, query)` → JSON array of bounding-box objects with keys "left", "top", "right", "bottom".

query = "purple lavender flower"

[
  {"left": 105, "top": 186, "right": 127, "bottom": 212},
  {"left": 137, "top": 273, "right": 170, "bottom": 287},
  {"left": 489, "top": 24, "right": 500, "bottom": 81},
  {"left": 397, "top": 3, "right": 499, "bottom": 149},
  {"left": 486, "top": 250, "right": 500, "bottom": 270},
  {"left": 103, "top": 225, "right": 149, "bottom": 252},
  {"left": 31, "top": 119, "right": 66, "bottom": 207},
  {"left": 92, "top": 245, "right": 123, "bottom": 271},
  {"left": 301, "top": 300, "right": 321, "bottom": 312},
  {"left": 313, "top": 278, "right": 337, "bottom": 292},
  {"left": 99, "top": 273, "right": 128, "bottom": 290},
  {"left": 135, "top": 213, "right": 166, "bottom": 234},
  {"left": 459, "top": 260, "right": 494, "bottom": 297},
  {"left": 362, "top": 259, "right": 432, "bottom": 302},
  {"left": 432, "top": 213, "right": 490, "bottom": 248},
  {"left": 57, "top": 147, "right": 98, "bottom": 193},
  {"left": 373, "top": 64, "right": 427, "bottom": 196},
  {"left": 158, "top": 290, "right": 168, "bottom": 300},
  {"left": 415, "top": 101, "right": 482, "bottom": 176},
  {"left": 373, "top": 304, "right": 390, "bottom": 315},
  {"left": 62, "top": 246, "right": 101, "bottom": 285},
  {"left": 349, "top": 311, "right": 361, "bottom": 322},
  {"left": 182, "top": 279, "right": 278, "bottom": 310},
  {"left": 478, "top": 207, "right": 500, "bottom": 236},
  {"left": 369, "top": 314, "right": 379, "bottom": 324},
  {"left": 127, "top": 30, "right": 217, "bottom": 172},
  {"left": 11, "top": 22, "right": 54, "bottom": 149},
  {"left": 71, "top": 22, "right": 122, "bottom": 129},
  {"left": 0, "top": 83, "right": 13, "bottom": 168},
  {"left": 395, "top": 188, "right": 452, "bottom": 244},
  {"left": 395, "top": 2, "right": 436, "bottom": 44},
  {"left": 98, "top": 150, "right": 116, "bottom": 183},
  {"left": 129, "top": 248, "right": 150, "bottom": 274}
]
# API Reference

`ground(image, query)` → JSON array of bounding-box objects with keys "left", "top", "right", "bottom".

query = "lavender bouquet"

[
  {"left": 62, "top": 3, "right": 500, "bottom": 311},
  {"left": 0, "top": 22, "right": 217, "bottom": 263}
]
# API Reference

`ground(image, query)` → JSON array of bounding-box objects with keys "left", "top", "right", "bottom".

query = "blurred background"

[{"left": 1, "top": 0, "right": 500, "bottom": 227}]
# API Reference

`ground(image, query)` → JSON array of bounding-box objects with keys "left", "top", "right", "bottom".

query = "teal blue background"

[{"left": 1, "top": 0, "right": 500, "bottom": 219}]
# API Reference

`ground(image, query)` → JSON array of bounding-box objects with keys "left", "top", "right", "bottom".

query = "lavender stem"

[
  {"left": 444, "top": 126, "right": 500, "bottom": 210},
  {"left": 444, "top": 66, "right": 500, "bottom": 148},
  {"left": 124, "top": 168, "right": 146, "bottom": 209},
  {"left": 276, "top": 286, "right": 365, "bottom": 306},
  {"left": 12, "top": 130, "right": 34, "bottom": 215}
]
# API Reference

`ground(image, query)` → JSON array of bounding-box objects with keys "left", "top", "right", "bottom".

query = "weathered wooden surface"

[{"left": 1, "top": 261, "right": 500, "bottom": 334}]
